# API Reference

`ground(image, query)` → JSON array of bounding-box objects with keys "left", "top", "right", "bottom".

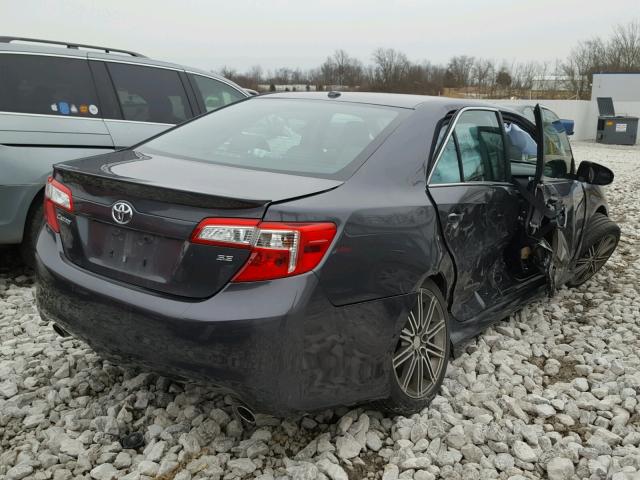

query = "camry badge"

[{"left": 112, "top": 201, "right": 134, "bottom": 225}]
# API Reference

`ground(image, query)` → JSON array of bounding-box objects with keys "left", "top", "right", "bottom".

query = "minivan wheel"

[
  {"left": 567, "top": 213, "right": 620, "bottom": 288},
  {"left": 20, "top": 201, "right": 44, "bottom": 269},
  {"left": 376, "top": 280, "right": 450, "bottom": 414}
]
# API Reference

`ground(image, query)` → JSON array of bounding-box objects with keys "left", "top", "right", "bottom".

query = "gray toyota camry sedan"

[{"left": 36, "top": 92, "right": 619, "bottom": 416}]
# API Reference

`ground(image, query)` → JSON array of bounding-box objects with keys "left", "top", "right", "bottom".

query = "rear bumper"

[{"left": 35, "top": 227, "right": 413, "bottom": 415}]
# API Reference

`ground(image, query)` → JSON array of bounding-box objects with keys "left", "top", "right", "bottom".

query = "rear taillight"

[
  {"left": 191, "top": 218, "right": 337, "bottom": 282},
  {"left": 44, "top": 177, "right": 73, "bottom": 233}
]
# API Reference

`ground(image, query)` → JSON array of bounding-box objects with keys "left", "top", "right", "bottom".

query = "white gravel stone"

[
  {"left": 58, "top": 436, "right": 85, "bottom": 457},
  {"left": 226, "top": 458, "right": 256, "bottom": 475},
  {"left": 413, "top": 471, "right": 435, "bottom": 480},
  {"left": 382, "top": 463, "right": 399, "bottom": 480},
  {"left": 336, "top": 433, "right": 362, "bottom": 459},
  {"left": 317, "top": 459, "right": 348, "bottom": 480},
  {"left": 546, "top": 457, "right": 575, "bottom": 480},
  {"left": 494, "top": 453, "right": 515, "bottom": 471},
  {"left": 89, "top": 463, "right": 118, "bottom": 480},
  {"left": 573, "top": 377, "right": 589, "bottom": 392},
  {"left": 114, "top": 452, "right": 132, "bottom": 469},
  {"left": 145, "top": 440, "right": 166, "bottom": 462},
  {"left": 366, "top": 431, "right": 382, "bottom": 451},
  {"left": 512, "top": 441, "right": 538, "bottom": 463},
  {"left": 137, "top": 460, "right": 159, "bottom": 476},
  {"left": 6, "top": 464, "right": 33, "bottom": 480},
  {"left": 534, "top": 403, "right": 556, "bottom": 418},
  {"left": 0, "top": 380, "right": 18, "bottom": 399}
]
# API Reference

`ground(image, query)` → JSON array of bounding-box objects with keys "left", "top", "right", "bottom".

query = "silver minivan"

[{"left": 0, "top": 37, "right": 249, "bottom": 263}]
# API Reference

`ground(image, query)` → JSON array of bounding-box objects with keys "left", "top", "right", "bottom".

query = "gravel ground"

[{"left": 1, "top": 141, "right": 639, "bottom": 480}]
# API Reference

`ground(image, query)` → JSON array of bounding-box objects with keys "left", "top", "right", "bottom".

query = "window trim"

[
  {"left": 429, "top": 180, "right": 516, "bottom": 188},
  {"left": 0, "top": 109, "right": 107, "bottom": 122},
  {"left": 428, "top": 106, "right": 508, "bottom": 186},
  {"left": 452, "top": 132, "right": 464, "bottom": 182}
]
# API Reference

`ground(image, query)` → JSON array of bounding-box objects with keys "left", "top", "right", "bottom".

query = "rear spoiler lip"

[{"left": 54, "top": 165, "right": 270, "bottom": 210}]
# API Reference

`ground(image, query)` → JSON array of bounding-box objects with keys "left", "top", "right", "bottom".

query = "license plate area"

[{"left": 85, "top": 220, "right": 182, "bottom": 282}]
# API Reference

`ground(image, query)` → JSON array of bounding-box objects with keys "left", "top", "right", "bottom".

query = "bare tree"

[
  {"left": 371, "top": 48, "right": 410, "bottom": 91},
  {"left": 563, "top": 37, "right": 607, "bottom": 98},
  {"left": 445, "top": 55, "right": 475, "bottom": 88},
  {"left": 495, "top": 68, "right": 512, "bottom": 92},
  {"left": 610, "top": 20, "right": 640, "bottom": 70},
  {"left": 472, "top": 58, "right": 495, "bottom": 95}
]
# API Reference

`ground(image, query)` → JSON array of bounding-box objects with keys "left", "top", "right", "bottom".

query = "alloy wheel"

[
  {"left": 573, "top": 234, "right": 617, "bottom": 284},
  {"left": 392, "top": 288, "right": 447, "bottom": 399}
]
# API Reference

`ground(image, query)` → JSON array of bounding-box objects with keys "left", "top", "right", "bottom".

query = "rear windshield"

[{"left": 140, "top": 98, "right": 403, "bottom": 179}]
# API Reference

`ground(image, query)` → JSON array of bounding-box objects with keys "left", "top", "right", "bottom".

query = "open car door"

[{"left": 526, "top": 104, "right": 585, "bottom": 294}]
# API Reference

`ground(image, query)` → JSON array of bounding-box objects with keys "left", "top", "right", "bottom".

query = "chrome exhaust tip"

[
  {"left": 52, "top": 323, "right": 70, "bottom": 338},
  {"left": 232, "top": 403, "right": 256, "bottom": 427}
]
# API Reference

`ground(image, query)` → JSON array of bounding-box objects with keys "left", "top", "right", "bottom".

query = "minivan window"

[
  {"left": 141, "top": 98, "right": 402, "bottom": 179},
  {"left": 191, "top": 75, "right": 245, "bottom": 112},
  {"left": 107, "top": 63, "right": 191, "bottom": 124},
  {"left": 0, "top": 54, "right": 100, "bottom": 117}
]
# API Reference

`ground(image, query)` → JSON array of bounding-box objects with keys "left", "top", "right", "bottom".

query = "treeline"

[{"left": 220, "top": 20, "right": 640, "bottom": 99}]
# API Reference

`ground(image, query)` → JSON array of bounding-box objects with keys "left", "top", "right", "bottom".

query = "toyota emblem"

[{"left": 111, "top": 201, "right": 134, "bottom": 225}]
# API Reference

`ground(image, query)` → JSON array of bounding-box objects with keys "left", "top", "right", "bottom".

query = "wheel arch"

[
  {"left": 23, "top": 186, "right": 45, "bottom": 238},
  {"left": 421, "top": 272, "right": 456, "bottom": 358},
  {"left": 425, "top": 272, "right": 448, "bottom": 301}
]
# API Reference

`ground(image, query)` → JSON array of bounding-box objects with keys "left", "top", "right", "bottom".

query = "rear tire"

[
  {"left": 567, "top": 213, "right": 620, "bottom": 288},
  {"left": 375, "top": 280, "right": 450, "bottom": 415},
  {"left": 20, "top": 200, "right": 44, "bottom": 269}
]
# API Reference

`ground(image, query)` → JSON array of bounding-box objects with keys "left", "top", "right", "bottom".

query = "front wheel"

[
  {"left": 567, "top": 213, "right": 620, "bottom": 288},
  {"left": 376, "top": 280, "right": 450, "bottom": 415}
]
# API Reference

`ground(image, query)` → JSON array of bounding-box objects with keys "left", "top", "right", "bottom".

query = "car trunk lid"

[{"left": 53, "top": 149, "right": 342, "bottom": 298}]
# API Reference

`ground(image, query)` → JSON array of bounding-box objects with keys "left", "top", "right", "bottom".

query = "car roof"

[
  {"left": 259, "top": 91, "right": 526, "bottom": 115},
  {"left": 0, "top": 40, "right": 241, "bottom": 87}
]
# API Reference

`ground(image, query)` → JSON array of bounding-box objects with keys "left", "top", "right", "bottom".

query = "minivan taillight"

[
  {"left": 191, "top": 218, "right": 337, "bottom": 282},
  {"left": 44, "top": 177, "right": 73, "bottom": 233}
]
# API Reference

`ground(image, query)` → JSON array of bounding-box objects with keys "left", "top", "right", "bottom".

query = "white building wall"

[
  {"left": 592, "top": 74, "right": 640, "bottom": 102},
  {"left": 489, "top": 97, "right": 640, "bottom": 144}
]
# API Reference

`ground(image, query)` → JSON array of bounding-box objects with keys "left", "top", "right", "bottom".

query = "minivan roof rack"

[{"left": 0, "top": 37, "right": 146, "bottom": 58}]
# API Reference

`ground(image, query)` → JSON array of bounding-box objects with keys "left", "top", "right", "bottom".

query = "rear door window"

[
  {"left": 106, "top": 63, "right": 192, "bottom": 124},
  {"left": 191, "top": 75, "right": 245, "bottom": 112},
  {"left": 430, "top": 109, "right": 507, "bottom": 184},
  {"left": 455, "top": 110, "right": 507, "bottom": 182},
  {"left": 0, "top": 54, "right": 100, "bottom": 117},
  {"left": 431, "top": 137, "right": 462, "bottom": 184}
]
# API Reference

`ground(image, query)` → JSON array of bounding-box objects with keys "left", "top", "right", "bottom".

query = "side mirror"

[{"left": 576, "top": 161, "right": 614, "bottom": 186}]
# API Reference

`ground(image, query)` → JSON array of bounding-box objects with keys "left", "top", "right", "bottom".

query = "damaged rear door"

[
  {"left": 529, "top": 105, "right": 586, "bottom": 291},
  {"left": 428, "top": 108, "right": 522, "bottom": 322}
]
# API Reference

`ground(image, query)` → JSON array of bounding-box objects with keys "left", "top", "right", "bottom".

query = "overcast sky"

[{"left": 1, "top": 0, "right": 637, "bottom": 73}]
